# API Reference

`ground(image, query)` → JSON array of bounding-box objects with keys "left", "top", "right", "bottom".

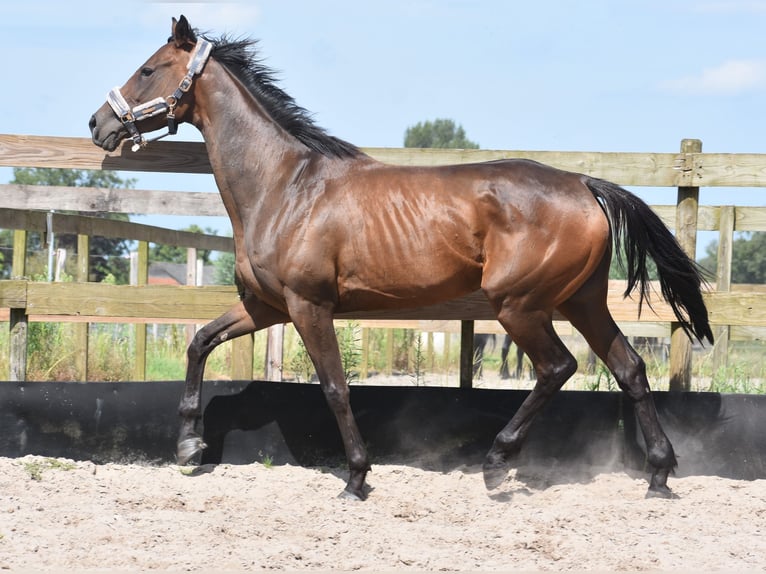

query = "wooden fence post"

[
  {"left": 231, "top": 334, "right": 255, "bottom": 380},
  {"left": 711, "top": 206, "right": 735, "bottom": 376},
  {"left": 264, "top": 324, "right": 284, "bottom": 381},
  {"left": 427, "top": 331, "right": 435, "bottom": 373},
  {"left": 185, "top": 247, "right": 198, "bottom": 348},
  {"left": 74, "top": 234, "right": 90, "bottom": 380},
  {"left": 459, "top": 320, "right": 474, "bottom": 389},
  {"left": 9, "top": 229, "right": 28, "bottom": 382},
  {"left": 360, "top": 327, "right": 370, "bottom": 379},
  {"left": 669, "top": 138, "right": 701, "bottom": 391},
  {"left": 133, "top": 241, "right": 149, "bottom": 381}
]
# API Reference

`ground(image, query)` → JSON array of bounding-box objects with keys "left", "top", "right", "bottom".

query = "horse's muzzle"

[{"left": 89, "top": 109, "right": 124, "bottom": 152}]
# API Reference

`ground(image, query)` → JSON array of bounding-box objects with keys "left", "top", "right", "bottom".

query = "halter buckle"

[{"left": 178, "top": 75, "right": 194, "bottom": 93}]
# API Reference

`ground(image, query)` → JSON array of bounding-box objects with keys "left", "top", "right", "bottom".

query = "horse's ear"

[{"left": 171, "top": 15, "right": 197, "bottom": 47}]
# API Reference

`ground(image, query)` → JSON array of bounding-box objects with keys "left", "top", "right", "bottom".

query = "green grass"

[
  {"left": 0, "top": 320, "right": 764, "bottom": 394},
  {"left": 23, "top": 457, "right": 77, "bottom": 481}
]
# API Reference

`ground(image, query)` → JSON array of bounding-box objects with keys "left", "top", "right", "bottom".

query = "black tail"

[{"left": 585, "top": 177, "right": 714, "bottom": 345}]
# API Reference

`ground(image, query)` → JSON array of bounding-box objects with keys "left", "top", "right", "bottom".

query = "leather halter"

[{"left": 106, "top": 39, "right": 212, "bottom": 152}]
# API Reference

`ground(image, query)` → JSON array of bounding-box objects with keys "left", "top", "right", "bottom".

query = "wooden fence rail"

[{"left": 1, "top": 134, "right": 766, "bottom": 388}]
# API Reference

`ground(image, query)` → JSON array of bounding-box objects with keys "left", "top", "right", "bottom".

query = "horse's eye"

[{"left": 140, "top": 67, "right": 154, "bottom": 77}]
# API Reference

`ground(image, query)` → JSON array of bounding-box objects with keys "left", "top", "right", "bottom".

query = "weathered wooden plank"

[
  {"left": 0, "top": 280, "right": 27, "bottom": 308},
  {"left": 0, "top": 134, "right": 213, "bottom": 174},
  {"left": 365, "top": 148, "right": 690, "bottom": 186},
  {"left": 4, "top": 278, "right": 764, "bottom": 333},
  {"left": 0, "top": 208, "right": 233, "bottom": 252},
  {"left": 8, "top": 281, "right": 745, "bottom": 323},
  {"left": 0, "top": 184, "right": 227, "bottom": 217},
  {"left": 690, "top": 153, "right": 766, "bottom": 187},
  {"left": 736, "top": 206, "right": 766, "bottom": 232},
  {"left": 730, "top": 325, "right": 766, "bottom": 341},
  {"left": 705, "top": 292, "right": 766, "bottom": 326},
  {"left": 10, "top": 192, "right": 755, "bottom": 238},
  {"left": 24, "top": 283, "right": 241, "bottom": 320},
  {"left": 5, "top": 134, "right": 766, "bottom": 188}
]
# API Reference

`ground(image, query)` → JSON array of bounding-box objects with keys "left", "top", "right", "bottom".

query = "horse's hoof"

[
  {"left": 337, "top": 488, "right": 365, "bottom": 501},
  {"left": 482, "top": 461, "right": 510, "bottom": 490},
  {"left": 177, "top": 435, "right": 207, "bottom": 465},
  {"left": 645, "top": 486, "right": 680, "bottom": 500}
]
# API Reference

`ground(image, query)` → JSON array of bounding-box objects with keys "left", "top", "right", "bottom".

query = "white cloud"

[{"left": 661, "top": 59, "right": 766, "bottom": 95}]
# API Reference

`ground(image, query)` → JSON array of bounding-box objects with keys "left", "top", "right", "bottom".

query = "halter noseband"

[{"left": 106, "top": 39, "right": 212, "bottom": 152}]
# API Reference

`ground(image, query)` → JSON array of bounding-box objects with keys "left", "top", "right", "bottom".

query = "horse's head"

[{"left": 89, "top": 15, "right": 211, "bottom": 152}]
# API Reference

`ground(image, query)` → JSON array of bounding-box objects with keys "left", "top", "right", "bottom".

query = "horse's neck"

[{"left": 192, "top": 62, "right": 311, "bottom": 208}]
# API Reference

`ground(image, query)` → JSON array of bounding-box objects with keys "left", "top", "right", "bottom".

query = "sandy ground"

[{"left": 1, "top": 455, "right": 765, "bottom": 572}]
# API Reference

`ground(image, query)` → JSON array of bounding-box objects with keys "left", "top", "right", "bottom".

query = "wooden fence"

[{"left": 1, "top": 134, "right": 766, "bottom": 389}]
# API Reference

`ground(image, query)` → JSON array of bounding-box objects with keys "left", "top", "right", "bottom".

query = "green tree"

[
  {"left": 699, "top": 232, "right": 766, "bottom": 283},
  {"left": 213, "top": 250, "right": 236, "bottom": 285},
  {"left": 150, "top": 224, "right": 217, "bottom": 265},
  {"left": 404, "top": 118, "right": 479, "bottom": 149},
  {"left": 1, "top": 168, "right": 136, "bottom": 282}
]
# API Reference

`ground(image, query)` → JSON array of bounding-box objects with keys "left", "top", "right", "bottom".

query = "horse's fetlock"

[
  {"left": 178, "top": 400, "right": 201, "bottom": 419},
  {"left": 646, "top": 440, "right": 677, "bottom": 471},
  {"left": 494, "top": 429, "right": 522, "bottom": 454}
]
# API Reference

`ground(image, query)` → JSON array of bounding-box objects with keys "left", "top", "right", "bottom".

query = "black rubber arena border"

[{"left": 0, "top": 381, "right": 764, "bottom": 480}]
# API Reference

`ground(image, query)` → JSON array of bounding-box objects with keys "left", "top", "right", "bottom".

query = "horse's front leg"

[
  {"left": 177, "top": 294, "right": 288, "bottom": 464},
  {"left": 285, "top": 290, "right": 370, "bottom": 500}
]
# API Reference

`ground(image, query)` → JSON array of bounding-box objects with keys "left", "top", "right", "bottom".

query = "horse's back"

[{"left": 319, "top": 157, "right": 611, "bottom": 314}]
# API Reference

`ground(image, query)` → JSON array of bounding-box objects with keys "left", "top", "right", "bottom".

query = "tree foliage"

[
  {"left": 11, "top": 168, "right": 135, "bottom": 190},
  {"left": 699, "top": 232, "right": 766, "bottom": 283},
  {"left": 1, "top": 168, "right": 136, "bottom": 282},
  {"left": 213, "top": 250, "right": 236, "bottom": 285},
  {"left": 150, "top": 224, "right": 217, "bottom": 265},
  {"left": 404, "top": 118, "right": 479, "bottom": 149}
]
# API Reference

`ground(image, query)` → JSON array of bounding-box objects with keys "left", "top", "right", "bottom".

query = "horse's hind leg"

[
  {"left": 558, "top": 287, "right": 678, "bottom": 499},
  {"left": 177, "top": 294, "right": 288, "bottom": 464},
  {"left": 482, "top": 308, "right": 578, "bottom": 489}
]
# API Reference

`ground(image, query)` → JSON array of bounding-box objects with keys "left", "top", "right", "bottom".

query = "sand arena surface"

[{"left": 1, "top": 455, "right": 765, "bottom": 571}]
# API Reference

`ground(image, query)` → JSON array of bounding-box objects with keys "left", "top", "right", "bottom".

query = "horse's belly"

[{"left": 335, "top": 262, "right": 482, "bottom": 313}]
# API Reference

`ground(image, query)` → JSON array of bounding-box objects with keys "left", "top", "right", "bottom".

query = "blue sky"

[{"left": 2, "top": 0, "right": 766, "bottom": 255}]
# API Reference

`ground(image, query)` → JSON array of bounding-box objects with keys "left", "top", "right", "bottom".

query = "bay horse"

[{"left": 89, "top": 15, "right": 713, "bottom": 500}]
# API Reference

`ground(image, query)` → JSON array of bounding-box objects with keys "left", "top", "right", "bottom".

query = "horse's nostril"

[{"left": 88, "top": 114, "right": 97, "bottom": 131}]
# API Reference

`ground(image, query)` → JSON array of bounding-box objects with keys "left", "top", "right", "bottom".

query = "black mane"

[{"left": 206, "top": 35, "right": 362, "bottom": 159}]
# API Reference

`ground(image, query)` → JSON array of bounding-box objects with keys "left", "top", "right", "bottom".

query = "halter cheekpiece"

[{"left": 107, "top": 39, "right": 212, "bottom": 152}]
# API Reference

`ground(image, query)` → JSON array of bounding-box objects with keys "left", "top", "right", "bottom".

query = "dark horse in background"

[
  {"left": 473, "top": 334, "right": 526, "bottom": 379},
  {"left": 89, "top": 16, "right": 713, "bottom": 500}
]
